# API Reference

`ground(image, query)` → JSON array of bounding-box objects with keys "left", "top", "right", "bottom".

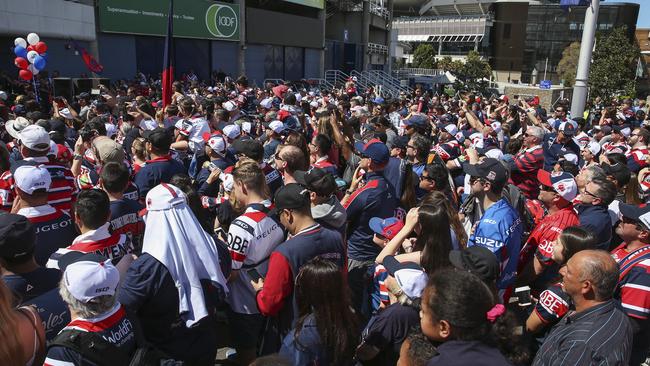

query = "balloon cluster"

[{"left": 13, "top": 33, "right": 48, "bottom": 81}]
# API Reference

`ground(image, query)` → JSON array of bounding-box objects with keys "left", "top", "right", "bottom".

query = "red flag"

[
  {"left": 162, "top": 0, "right": 175, "bottom": 107},
  {"left": 81, "top": 48, "right": 103, "bottom": 74}
]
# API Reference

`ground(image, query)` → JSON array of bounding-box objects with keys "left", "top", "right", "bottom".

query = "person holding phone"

[{"left": 251, "top": 183, "right": 345, "bottom": 351}]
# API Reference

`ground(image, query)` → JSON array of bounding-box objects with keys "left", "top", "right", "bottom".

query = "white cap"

[
  {"left": 395, "top": 268, "right": 428, "bottom": 299},
  {"left": 105, "top": 123, "right": 117, "bottom": 138},
  {"left": 241, "top": 122, "right": 252, "bottom": 134},
  {"left": 223, "top": 101, "right": 237, "bottom": 112},
  {"left": 60, "top": 252, "right": 120, "bottom": 303},
  {"left": 260, "top": 98, "right": 273, "bottom": 109},
  {"left": 59, "top": 108, "right": 73, "bottom": 120},
  {"left": 14, "top": 165, "right": 51, "bottom": 194},
  {"left": 488, "top": 121, "right": 502, "bottom": 134},
  {"left": 485, "top": 148, "right": 504, "bottom": 160},
  {"left": 0, "top": 91, "right": 7, "bottom": 101},
  {"left": 585, "top": 140, "right": 601, "bottom": 156},
  {"left": 562, "top": 153, "right": 579, "bottom": 165},
  {"left": 223, "top": 124, "right": 240, "bottom": 140},
  {"left": 207, "top": 134, "right": 227, "bottom": 155},
  {"left": 295, "top": 93, "right": 302, "bottom": 102},
  {"left": 5, "top": 116, "right": 30, "bottom": 140},
  {"left": 19, "top": 125, "right": 50, "bottom": 152},
  {"left": 145, "top": 183, "right": 187, "bottom": 211},
  {"left": 309, "top": 101, "right": 319, "bottom": 109},
  {"left": 268, "top": 120, "right": 286, "bottom": 134},
  {"left": 470, "top": 132, "right": 484, "bottom": 148},
  {"left": 444, "top": 124, "right": 458, "bottom": 136},
  {"left": 220, "top": 173, "right": 234, "bottom": 192}
]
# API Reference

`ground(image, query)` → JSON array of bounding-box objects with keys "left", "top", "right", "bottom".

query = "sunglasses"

[
  {"left": 582, "top": 188, "right": 599, "bottom": 199},
  {"left": 469, "top": 176, "right": 485, "bottom": 185},
  {"left": 420, "top": 175, "right": 435, "bottom": 182}
]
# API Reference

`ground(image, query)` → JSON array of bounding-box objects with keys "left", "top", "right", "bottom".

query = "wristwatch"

[{"left": 73, "top": 153, "right": 84, "bottom": 161}]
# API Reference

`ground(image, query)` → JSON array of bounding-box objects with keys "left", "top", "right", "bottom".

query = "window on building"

[{"left": 503, "top": 23, "right": 512, "bottom": 39}]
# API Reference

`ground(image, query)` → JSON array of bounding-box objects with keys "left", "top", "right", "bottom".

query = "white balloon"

[
  {"left": 27, "top": 64, "right": 39, "bottom": 75},
  {"left": 27, "top": 33, "right": 40, "bottom": 45},
  {"left": 14, "top": 37, "right": 27, "bottom": 48},
  {"left": 27, "top": 50, "right": 39, "bottom": 63}
]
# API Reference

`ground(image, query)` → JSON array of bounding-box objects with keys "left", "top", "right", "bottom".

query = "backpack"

[{"left": 47, "top": 313, "right": 170, "bottom": 366}]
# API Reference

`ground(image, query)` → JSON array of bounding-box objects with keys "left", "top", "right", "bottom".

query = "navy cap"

[
  {"left": 274, "top": 183, "right": 310, "bottom": 211},
  {"left": 449, "top": 246, "right": 500, "bottom": 283},
  {"left": 0, "top": 214, "right": 36, "bottom": 260},
  {"left": 392, "top": 135, "right": 410, "bottom": 149},
  {"left": 354, "top": 138, "right": 389, "bottom": 164},
  {"left": 403, "top": 114, "right": 428, "bottom": 127},
  {"left": 620, "top": 203, "right": 650, "bottom": 230},
  {"left": 463, "top": 158, "right": 507, "bottom": 187},
  {"left": 294, "top": 168, "right": 337, "bottom": 197}
]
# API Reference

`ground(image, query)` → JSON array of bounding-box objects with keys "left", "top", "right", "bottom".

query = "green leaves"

[{"left": 589, "top": 26, "right": 640, "bottom": 99}]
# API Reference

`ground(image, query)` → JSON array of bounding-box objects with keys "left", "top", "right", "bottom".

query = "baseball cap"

[
  {"left": 602, "top": 162, "right": 631, "bottom": 186},
  {"left": 443, "top": 124, "right": 458, "bottom": 136},
  {"left": 241, "top": 122, "right": 252, "bottom": 134},
  {"left": 223, "top": 124, "right": 241, "bottom": 140},
  {"left": 260, "top": 98, "right": 273, "bottom": 109},
  {"left": 0, "top": 214, "right": 36, "bottom": 261},
  {"left": 5, "top": 116, "right": 31, "bottom": 140},
  {"left": 92, "top": 136, "right": 125, "bottom": 163},
  {"left": 206, "top": 134, "right": 227, "bottom": 156},
  {"left": 449, "top": 246, "right": 500, "bottom": 283},
  {"left": 613, "top": 124, "right": 631, "bottom": 138},
  {"left": 381, "top": 255, "right": 428, "bottom": 299},
  {"left": 373, "top": 97, "right": 385, "bottom": 104},
  {"left": 369, "top": 217, "right": 404, "bottom": 240},
  {"left": 14, "top": 165, "right": 51, "bottom": 194},
  {"left": 59, "top": 252, "right": 120, "bottom": 303},
  {"left": 143, "top": 127, "right": 173, "bottom": 151},
  {"left": 267, "top": 120, "right": 286, "bottom": 134},
  {"left": 584, "top": 140, "right": 601, "bottom": 156},
  {"left": 232, "top": 139, "right": 264, "bottom": 161},
  {"left": 593, "top": 125, "right": 612, "bottom": 135},
  {"left": 403, "top": 114, "right": 428, "bottom": 127},
  {"left": 392, "top": 135, "right": 409, "bottom": 150},
  {"left": 354, "top": 138, "right": 390, "bottom": 164},
  {"left": 537, "top": 170, "right": 578, "bottom": 202},
  {"left": 274, "top": 183, "right": 310, "bottom": 211},
  {"left": 294, "top": 168, "right": 337, "bottom": 197},
  {"left": 558, "top": 121, "right": 576, "bottom": 136},
  {"left": 223, "top": 101, "right": 237, "bottom": 112},
  {"left": 486, "top": 121, "right": 502, "bottom": 135},
  {"left": 463, "top": 158, "right": 507, "bottom": 188},
  {"left": 619, "top": 203, "right": 650, "bottom": 230},
  {"left": 19, "top": 125, "right": 51, "bottom": 152}
]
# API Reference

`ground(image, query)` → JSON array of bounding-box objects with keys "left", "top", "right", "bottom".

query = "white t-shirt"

[{"left": 226, "top": 201, "right": 285, "bottom": 314}]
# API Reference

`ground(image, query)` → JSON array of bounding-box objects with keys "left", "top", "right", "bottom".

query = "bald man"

[{"left": 533, "top": 250, "right": 633, "bottom": 365}]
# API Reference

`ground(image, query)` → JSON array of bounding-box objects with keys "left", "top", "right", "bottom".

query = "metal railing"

[
  {"left": 394, "top": 68, "right": 446, "bottom": 77},
  {"left": 324, "top": 70, "right": 351, "bottom": 89}
]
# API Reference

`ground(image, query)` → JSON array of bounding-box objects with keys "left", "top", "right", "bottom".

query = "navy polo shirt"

[
  {"left": 427, "top": 340, "right": 512, "bottom": 366},
  {"left": 542, "top": 133, "right": 581, "bottom": 171},
  {"left": 344, "top": 172, "right": 398, "bottom": 261},
  {"left": 575, "top": 204, "right": 612, "bottom": 250},
  {"left": 118, "top": 253, "right": 222, "bottom": 361},
  {"left": 134, "top": 155, "right": 186, "bottom": 199}
]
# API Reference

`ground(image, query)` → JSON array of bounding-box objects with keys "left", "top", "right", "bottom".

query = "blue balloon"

[
  {"left": 41, "top": 53, "right": 48, "bottom": 61},
  {"left": 14, "top": 46, "right": 27, "bottom": 58},
  {"left": 33, "top": 55, "right": 46, "bottom": 71}
]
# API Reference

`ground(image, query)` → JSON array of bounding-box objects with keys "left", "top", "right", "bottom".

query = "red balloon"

[
  {"left": 35, "top": 41, "right": 47, "bottom": 54},
  {"left": 14, "top": 57, "right": 28, "bottom": 70},
  {"left": 19, "top": 69, "right": 33, "bottom": 81},
  {"left": 27, "top": 45, "right": 35, "bottom": 52}
]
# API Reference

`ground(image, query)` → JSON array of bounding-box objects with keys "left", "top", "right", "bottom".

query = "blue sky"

[{"left": 608, "top": 0, "right": 649, "bottom": 28}]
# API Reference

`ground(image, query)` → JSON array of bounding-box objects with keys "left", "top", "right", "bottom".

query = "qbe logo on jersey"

[{"left": 205, "top": 4, "right": 238, "bottom": 39}]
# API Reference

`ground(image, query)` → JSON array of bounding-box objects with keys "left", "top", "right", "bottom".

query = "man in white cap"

[
  {"left": 195, "top": 133, "right": 233, "bottom": 196},
  {"left": 120, "top": 183, "right": 228, "bottom": 364},
  {"left": 44, "top": 252, "right": 137, "bottom": 365},
  {"left": 263, "top": 120, "right": 285, "bottom": 161},
  {"left": 12, "top": 165, "right": 76, "bottom": 266},
  {"left": 11, "top": 125, "right": 77, "bottom": 213}
]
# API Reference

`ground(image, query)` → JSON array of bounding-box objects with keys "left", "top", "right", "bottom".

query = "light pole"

[{"left": 571, "top": 0, "right": 600, "bottom": 118}]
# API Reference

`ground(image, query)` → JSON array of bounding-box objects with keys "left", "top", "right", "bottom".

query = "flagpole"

[
  {"left": 570, "top": 0, "right": 599, "bottom": 118},
  {"left": 162, "top": 0, "right": 175, "bottom": 107}
]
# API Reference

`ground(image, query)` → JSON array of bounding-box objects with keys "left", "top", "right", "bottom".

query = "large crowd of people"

[{"left": 0, "top": 72, "right": 648, "bottom": 366}]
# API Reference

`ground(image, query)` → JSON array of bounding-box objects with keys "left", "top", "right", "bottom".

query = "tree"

[
  {"left": 589, "top": 25, "right": 640, "bottom": 99},
  {"left": 557, "top": 41, "right": 581, "bottom": 87},
  {"left": 450, "top": 50, "right": 492, "bottom": 91},
  {"left": 412, "top": 44, "right": 436, "bottom": 69}
]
